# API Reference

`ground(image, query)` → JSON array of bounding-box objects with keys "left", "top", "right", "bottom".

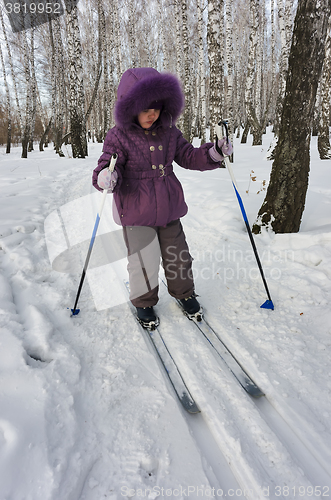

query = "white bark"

[
  {"left": 197, "top": 0, "right": 206, "bottom": 143},
  {"left": 225, "top": 0, "right": 234, "bottom": 146},
  {"left": 0, "top": 7, "right": 23, "bottom": 137},
  {"left": 207, "top": 0, "right": 224, "bottom": 141},
  {"left": 21, "top": 29, "right": 33, "bottom": 158},
  {"left": 175, "top": 0, "right": 183, "bottom": 80},
  {"left": 0, "top": 37, "right": 11, "bottom": 153},
  {"left": 244, "top": 0, "right": 259, "bottom": 134},
  {"left": 128, "top": 0, "right": 137, "bottom": 67},
  {"left": 114, "top": 0, "right": 122, "bottom": 77},
  {"left": 181, "top": 0, "right": 191, "bottom": 140},
  {"left": 158, "top": 0, "right": 168, "bottom": 70},
  {"left": 274, "top": 0, "right": 294, "bottom": 133},
  {"left": 28, "top": 27, "right": 37, "bottom": 152},
  {"left": 318, "top": 17, "right": 331, "bottom": 159},
  {"left": 66, "top": 0, "right": 87, "bottom": 158}
]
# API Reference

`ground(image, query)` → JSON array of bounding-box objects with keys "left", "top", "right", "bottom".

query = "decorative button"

[
  {"left": 158, "top": 145, "right": 163, "bottom": 150},
  {"left": 159, "top": 164, "right": 164, "bottom": 169},
  {"left": 152, "top": 165, "right": 157, "bottom": 169},
  {"left": 145, "top": 131, "right": 149, "bottom": 135},
  {"left": 152, "top": 131, "right": 156, "bottom": 136},
  {"left": 150, "top": 146, "right": 155, "bottom": 151}
]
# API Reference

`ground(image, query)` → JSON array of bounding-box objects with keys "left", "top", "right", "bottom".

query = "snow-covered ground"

[{"left": 0, "top": 129, "right": 330, "bottom": 500}]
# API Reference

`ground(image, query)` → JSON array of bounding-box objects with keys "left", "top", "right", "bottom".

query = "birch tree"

[
  {"left": 0, "top": 39, "right": 11, "bottom": 153},
  {"left": 253, "top": 0, "right": 331, "bottom": 234},
  {"left": 225, "top": 0, "right": 234, "bottom": 148},
  {"left": 0, "top": 7, "right": 23, "bottom": 138},
  {"left": 66, "top": 0, "right": 87, "bottom": 158},
  {"left": 48, "top": 18, "right": 66, "bottom": 156},
  {"left": 181, "top": 0, "right": 191, "bottom": 140},
  {"left": 317, "top": 17, "right": 331, "bottom": 159},
  {"left": 273, "top": 0, "right": 294, "bottom": 135},
  {"left": 158, "top": 0, "right": 168, "bottom": 70},
  {"left": 21, "top": 29, "right": 33, "bottom": 159},
  {"left": 28, "top": 27, "right": 37, "bottom": 152},
  {"left": 114, "top": 0, "right": 122, "bottom": 77},
  {"left": 244, "top": 0, "right": 260, "bottom": 143},
  {"left": 128, "top": 0, "right": 137, "bottom": 68},
  {"left": 207, "top": 0, "right": 224, "bottom": 141},
  {"left": 197, "top": 0, "right": 207, "bottom": 143}
]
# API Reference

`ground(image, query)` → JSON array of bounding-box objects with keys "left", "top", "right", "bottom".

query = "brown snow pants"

[{"left": 123, "top": 219, "right": 195, "bottom": 307}]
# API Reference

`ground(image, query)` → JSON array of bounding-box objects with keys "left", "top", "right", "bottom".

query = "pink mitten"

[{"left": 97, "top": 168, "right": 118, "bottom": 192}]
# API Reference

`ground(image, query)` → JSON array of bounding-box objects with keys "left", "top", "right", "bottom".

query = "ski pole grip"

[
  {"left": 215, "top": 123, "right": 222, "bottom": 142},
  {"left": 215, "top": 120, "right": 229, "bottom": 156},
  {"left": 219, "top": 120, "right": 229, "bottom": 143},
  {"left": 108, "top": 153, "right": 118, "bottom": 173}
]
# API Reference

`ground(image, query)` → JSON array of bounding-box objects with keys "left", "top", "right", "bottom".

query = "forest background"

[{"left": 0, "top": 0, "right": 330, "bottom": 232}]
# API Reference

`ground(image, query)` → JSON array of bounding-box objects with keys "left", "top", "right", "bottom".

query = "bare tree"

[
  {"left": 225, "top": 0, "right": 234, "bottom": 152},
  {"left": 317, "top": 17, "right": 331, "bottom": 159},
  {"left": 197, "top": 0, "right": 207, "bottom": 143},
  {"left": 273, "top": 0, "right": 294, "bottom": 135},
  {"left": 21, "top": 29, "right": 33, "bottom": 159},
  {"left": 244, "top": 0, "right": 260, "bottom": 144},
  {"left": 181, "top": 0, "right": 191, "bottom": 140},
  {"left": 0, "top": 36, "right": 11, "bottom": 153},
  {"left": 28, "top": 27, "right": 37, "bottom": 152},
  {"left": 65, "top": 0, "right": 87, "bottom": 158},
  {"left": 207, "top": 0, "right": 224, "bottom": 141},
  {"left": 0, "top": 7, "right": 23, "bottom": 138},
  {"left": 253, "top": 0, "right": 331, "bottom": 234}
]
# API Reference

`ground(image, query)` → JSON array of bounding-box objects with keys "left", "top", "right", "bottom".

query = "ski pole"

[
  {"left": 216, "top": 120, "right": 274, "bottom": 310},
  {"left": 71, "top": 153, "right": 118, "bottom": 316}
]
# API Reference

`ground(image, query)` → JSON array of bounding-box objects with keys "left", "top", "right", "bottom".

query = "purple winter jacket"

[{"left": 92, "top": 67, "right": 222, "bottom": 227}]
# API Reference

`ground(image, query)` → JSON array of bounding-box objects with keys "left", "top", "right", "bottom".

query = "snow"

[{"left": 0, "top": 129, "right": 330, "bottom": 500}]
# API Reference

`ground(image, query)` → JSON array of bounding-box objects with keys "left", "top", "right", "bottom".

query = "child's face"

[{"left": 137, "top": 109, "right": 161, "bottom": 129}]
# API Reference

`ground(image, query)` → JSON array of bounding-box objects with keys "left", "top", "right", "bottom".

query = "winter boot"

[
  {"left": 179, "top": 295, "right": 203, "bottom": 321},
  {"left": 136, "top": 306, "right": 159, "bottom": 330}
]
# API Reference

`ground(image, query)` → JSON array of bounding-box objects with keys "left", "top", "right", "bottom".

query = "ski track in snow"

[{"left": 0, "top": 130, "right": 330, "bottom": 500}]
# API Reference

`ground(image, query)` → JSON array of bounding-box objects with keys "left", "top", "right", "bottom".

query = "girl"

[{"left": 92, "top": 67, "right": 232, "bottom": 329}]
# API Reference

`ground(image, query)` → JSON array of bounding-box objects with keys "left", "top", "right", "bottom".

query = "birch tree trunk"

[
  {"left": 181, "top": 0, "right": 191, "bottom": 140},
  {"left": 225, "top": 0, "right": 234, "bottom": 155},
  {"left": 54, "top": 17, "right": 66, "bottom": 156},
  {"left": 28, "top": 27, "right": 37, "bottom": 152},
  {"left": 207, "top": 0, "right": 224, "bottom": 142},
  {"left": 253, "top": 0, "right": 331, "bottom": 234},
  {"left": 158, "top": 0, "right": 168, "bottom": 70},
  {"left": 197, "top": 0, "right": 206, "bottom": 144},
  {"left": 244, "top": 0, "right": 259, "bottom": 142},
  {"left": 129, "top": 0, "right": 137, "bottom": 68},
  {"left": 21, "top": 30, "right": 33, "bottom": 159},
  {"left": 273, "top": 0, "right": 293, "bottom": 135},
  {"left": 175, "top": 0, "right": 183, "bottom": 79},
  {"left": 0, "top": 7, "right": 23, "bottom": 138},
  {"left": 49, "top": 18, "right": 65, "bottom": 156},
  {"left": 66, "top": 0, "right": 87, "bottom": 158},
  {"left": 317, "top": 17, "right": 331, "bottom": 159},
  {"left": 114, "top": 0, "right": 122, "bottom": 77},
  {"left": 0, "top": 39, "right": 11, "bottom": 153}
]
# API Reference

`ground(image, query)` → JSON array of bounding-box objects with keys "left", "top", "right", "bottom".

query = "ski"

[
  {"left": 162, "top": 281, "right": 264, "bottom": 397},
  {"left": 188, "top": 315, "right": 264, "bottom": 397},
  {"left": 124, "top": 281, "right": 200, "bottom": 414}
]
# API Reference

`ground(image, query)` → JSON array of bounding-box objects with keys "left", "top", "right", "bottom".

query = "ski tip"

[
  {"left": 70, "top": 308, "right": 80, "bottom": 316},
  {"left": 260, "top": 300, "right": 274, "bottom": 310}
]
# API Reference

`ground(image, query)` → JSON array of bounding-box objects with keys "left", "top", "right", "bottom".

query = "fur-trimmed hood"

[{"left": 114, "top": 68, "right": 185, "bottom": 130}]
